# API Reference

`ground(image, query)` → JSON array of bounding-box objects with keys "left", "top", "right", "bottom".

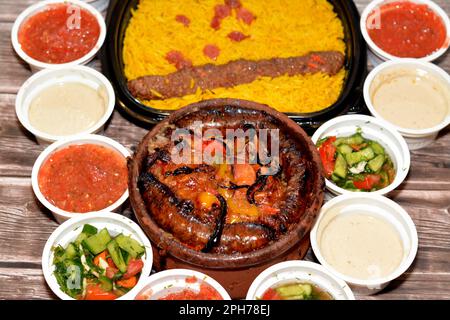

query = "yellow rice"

[{"left": 123, "top": 0, "right": 346, "bottom": 113}]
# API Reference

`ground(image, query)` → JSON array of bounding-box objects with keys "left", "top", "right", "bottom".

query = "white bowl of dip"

[
  {"left": 42, "top": 212, "right": 153, "bottom": 300},
  {"left": 360, "top": 0, "right": 450, "bottom": 64},
  {"left": 11, "top": 0, "right": 106, "bottom": 72},
  {"left": 246, "top": 261, "right": 355, "bottom": 300},
  {"left": 16, "top": 66, "right": 115, "bottom": 144},
  {"left": 132, "top": 269, "right": 231, "bottom": 300},
  {"left": 311, "top": 114, "right": 410, "bottom": 197},
  {"left": 364, "top": 59, "right": 450, "bottom": 150},
  {"left": 310, "top": 194, "right": 418, "bottom": 295},
  {"left": 31, "top": 134, "right": 130, "bottom": 224}
]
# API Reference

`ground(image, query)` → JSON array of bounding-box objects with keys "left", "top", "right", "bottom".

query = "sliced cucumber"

[
  {"left": 82, "top": 224, "right": 98, "bottom": 236},
  {"left": 368, "top": 154, "right": 385, "bottom": 172},
  {"left": 370, "top": 141, "right": 385, "bottom": 155},
  {"left": 334, "top": 133, "right": 364, "bottom": 146},
  {"left": 64, "top": 243, "right": 78, "bottom": 260},
  {"left": 345, "top": 147, "right": 375, "bottom": 166},
  {"left": 276, "top": 284, "right": 313, "bottom": 299},
  {"left": 74, "top": 232, "right": 88, "bottom": 246},
  {"left": 83, "top": 228, "right": 112, "bottom": 255},
  {"left": 115, "top": 234, "right": 145, "bottom": 259},
  {"left": 337, "top": 143, "right": 353, "bottom": 155},
  {"left": 333, "top": 153, "right": 348, "bottom": 179},
  {"left": 99, "top": 276, "right": 113, "bottom": 292},
  {"left": 107, "top": 240, "right": 127, "bottom": 273}
]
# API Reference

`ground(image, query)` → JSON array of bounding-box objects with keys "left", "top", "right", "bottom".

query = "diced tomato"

[
  {"left": 106, "top": 257, "right": 116, "bottom": 268},
  {"left": 116, "top": 276, "right": 138, "bottom": 289},
  {"left": 353, "top": 174, "right": 381, "bottom": 190},
  {"left": 225, "top": 0, "right": 242, "bottom": 9},
  {"left": 85, "top": 284, "right": 117, "bottom": 300},
  {"left": 185, "top": 276, "right": 197, "bottom": 284},
  {"left": 236, "top": 7, "right": 255, "bottom": 25},
  {"left": 165, "top": 50, "right": 192, "bottom": 70},
  {"left": 261, "top": 288, "right": 282, "bottom": 300},
  {"left": 215, "top": 4, "right": 232, "bottom": 19},
  {"left": 122, "top": 258, "right": 144, "bottom": 280},
  {"left": 228, "top": 31, "right": 250, "bottom": 42},
  {"left": 318, "top": 137, "right": 337, "bottom": 178},
  {"left": 93, "top": 251, "right": 108, "bottom": 267},
  {"left": 233, "top": 164, "right": 256, "bottom": 185},
  {"left": 203, "top": 139, "right": 226, "bottom": 158},
  {"left": 175, "top": 14, "right": 190, "bottom": 27},
  {"left": 105, "top": 267, "right": 118, "bottom": 280},
  {"left": 203, "top": 44, "right": 220, "bottom": 60}
]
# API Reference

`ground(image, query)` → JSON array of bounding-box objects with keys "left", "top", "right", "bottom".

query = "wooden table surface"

[{"left": 0, "top": 0, "right": 449, "bottom": 300}]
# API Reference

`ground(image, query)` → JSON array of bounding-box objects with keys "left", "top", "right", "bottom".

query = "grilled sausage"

[{"left": 139, "top": 172, "right": 274, "bottom": 254}]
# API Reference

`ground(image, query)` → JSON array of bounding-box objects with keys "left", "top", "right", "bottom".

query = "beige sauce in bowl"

[
  {"left": 28, "top": 82, "right": 106, "bottom": 136},
  {"left": 370, "top": 67, "right": 449, "bottom": 130},
  {"left": 318, "top": 212, "right": 404, "bottom": 280}
]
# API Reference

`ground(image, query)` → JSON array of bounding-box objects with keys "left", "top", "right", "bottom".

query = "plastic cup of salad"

[
  {"left": 11, "top": 0, "right": 106, "bottom": 72},
  {"left": 31, "top": 134, "right": 130, "bottom": 224},
  {"left": 311, "top": 115, "right": 410, "bottom": 197},
  {"left": 133, "top": 269, "right": 231, "bottom": 300},
  {"left": 42, "top": 212, "right": 153, "bottom": 300},
  {"left": 246, "top": 261, "right": 355, "bottom": 300},
  {"left": 360, "top": 0, "right": 450, "bottom": 65}
]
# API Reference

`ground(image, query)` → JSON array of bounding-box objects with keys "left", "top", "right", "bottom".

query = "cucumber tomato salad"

[
  {"left": 317, "top": 130, "right": 396, "bottom": 191},
  {"left": 52, "top": 224, "right": 145, "bottom": 300}
]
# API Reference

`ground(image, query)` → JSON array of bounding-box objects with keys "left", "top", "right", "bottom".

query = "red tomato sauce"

[
  {"left": 367, "top": 1, "right": 447, "bottom": 58},
  {"left": 158, "top": 283, "right": 223, "bottom": 300},
  {"left": 18, "top": 4, "right": 100, "bottom": 64},
  {"left": 38, "top": 144, "right": 128, "bottom": 213}
]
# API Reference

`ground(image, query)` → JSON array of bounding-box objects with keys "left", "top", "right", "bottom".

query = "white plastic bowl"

[
  {"left": 132, "top": 269, "right": 231, "bottom": 300},
  {"left": 364, "top": 59, "right": 450, "bottom": 150},
  {"left": 311, "top": 115, "right": 410, "bottom": 196},
  {"left": 246, "top": 261, "right": 355, "bottom": 300},
  {"left": 42, "top": 212, "right": 153, "bottom": 300},
  {"left": 83, "top": 0, "right": 110, "bottom": 12},
  {"left": 31, "top": 134, "right": 130, "bottom": 224},
  {"left": 310, "top": 194, "right": 418, "bottom": 295},
  {"left": 11, "top": 0, "right": 106, "bottom": 72},
  {"left": 16, "top": 66, "right": 115, "bottom": 144},
  {"left": 361, "top": 0, "right": 450, "bottom": 63}
]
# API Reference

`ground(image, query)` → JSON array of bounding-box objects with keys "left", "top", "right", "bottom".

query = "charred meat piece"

[
  {"left": 139, "top": 171, "right": 274, "bottom": 254},
  {"left": 128, "top": 51, "right": 345, "bottom": 100}
]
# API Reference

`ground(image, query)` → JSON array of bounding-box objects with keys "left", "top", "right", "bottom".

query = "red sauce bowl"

[
  {"left": 361, "top": 0, "right": 450, "bottom": 62},
  {"left": 11, "top": 0, "right": 106, "bottom": 72},
  {"left": 32, "top": 134, "right": 131, "bottom": 224}
]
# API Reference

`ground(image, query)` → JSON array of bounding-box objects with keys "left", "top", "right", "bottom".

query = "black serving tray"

[{"left": 101, "top": 0, "right": 367, "bottom": 132}]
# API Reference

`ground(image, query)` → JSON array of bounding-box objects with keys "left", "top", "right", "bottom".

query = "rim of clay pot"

[{"left": 128, "top": 98, "right": 325, "bottom": 269}]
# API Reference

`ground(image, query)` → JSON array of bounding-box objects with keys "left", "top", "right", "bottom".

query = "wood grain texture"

[{"left": 0, "top": 0, "right": 449, "bottom": 300}]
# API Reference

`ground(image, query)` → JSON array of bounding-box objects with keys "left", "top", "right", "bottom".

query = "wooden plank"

[
  {"left": 0, "top": 0, "right": 449, "bottom": 301},
  {"left": 0, "top": 177, "right": 448, "bottom": 271},
  {"left": 0, "top": 92, "right": 449, "bottom": 189},
  {"left": 0, "top": 267, "right": 448, "bottom": 300},
  {"left": 0, "top": 268, "right": 55, "bottom": 300}
]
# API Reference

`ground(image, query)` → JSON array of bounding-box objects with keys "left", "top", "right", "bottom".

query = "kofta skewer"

[{"left": 128, "top": 51, "right": 345, "bottom": 100}]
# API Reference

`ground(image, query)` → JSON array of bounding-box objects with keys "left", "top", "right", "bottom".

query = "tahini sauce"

[
  {"left": 28, "top": 82, "right": 106, "bottom": 136},
  {"left": 370, "top": 67, "right": 449, "bottom": 130},
  {"left": 318, "top": 213, "right": 404, "bottom": 280}
]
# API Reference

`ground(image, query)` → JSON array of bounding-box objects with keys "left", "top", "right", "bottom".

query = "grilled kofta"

[{"left": 128, "top": 51, "right": 345, "bottom": 101}]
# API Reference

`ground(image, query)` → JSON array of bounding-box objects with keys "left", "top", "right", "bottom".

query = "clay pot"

[{"left": 128, "top": 98, "right": 325, "bottom": 298}]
